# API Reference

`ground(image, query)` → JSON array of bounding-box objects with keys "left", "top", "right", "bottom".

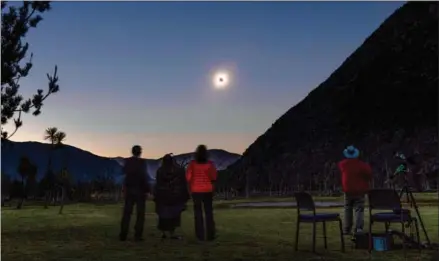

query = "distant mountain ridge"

[
  {"left": 1, "top": 140, "right": 241, "bottom": 183},
  {"left": 113, "top": 149, "right": 241, "bottom": 180}
]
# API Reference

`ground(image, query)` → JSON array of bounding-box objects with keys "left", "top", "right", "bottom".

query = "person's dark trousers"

[
  {"left": 120, "top": 192, "right": 146, "bottom": 241},
  {"left": 343, "top": 193, "right": 365, "bottom": 234},
  {"left": 192, "top": 192, "right": 215, "bottom": 241}
]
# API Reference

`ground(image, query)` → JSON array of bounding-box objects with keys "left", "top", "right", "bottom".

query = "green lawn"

[
  {"left": 215, "top": 192, "right": 438, "bottom": 204},
  {"left": 1, "top": 202, "right": 438, "bottom": 261}
]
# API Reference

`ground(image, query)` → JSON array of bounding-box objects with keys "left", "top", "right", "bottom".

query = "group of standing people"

[
  {"left": 119, "top": 144, "right": 217, "bottom": 242},
  {"left": 118, "top": 143, "right": 376, "bottom": 242}
]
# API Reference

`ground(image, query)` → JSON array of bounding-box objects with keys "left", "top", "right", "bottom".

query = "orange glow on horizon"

[{"left": 11, "top": 130, "right": 254, "bottom": 159}]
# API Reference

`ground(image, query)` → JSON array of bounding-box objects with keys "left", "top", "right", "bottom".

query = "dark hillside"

[{"left": 227, "top": 2, "right": 438, "bottom": 193}]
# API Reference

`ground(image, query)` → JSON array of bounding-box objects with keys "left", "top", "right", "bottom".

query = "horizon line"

[{"left": 4, "top": 138, "right": 244, "bottom": 160}]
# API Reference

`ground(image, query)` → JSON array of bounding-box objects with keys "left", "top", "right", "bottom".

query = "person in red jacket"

[
  {"left": 186, "top": 145, "right": 217, "bottom": 241},
  {"left": 338, "top": 145, "right": 372, "bottom": 235}
]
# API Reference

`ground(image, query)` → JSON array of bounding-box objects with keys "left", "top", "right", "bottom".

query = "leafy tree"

[{"left": 1, "top": 1, "right": 60, "bottom": 140}]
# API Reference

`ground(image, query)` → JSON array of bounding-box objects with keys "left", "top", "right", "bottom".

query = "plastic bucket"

[{"left": 373, "top": 237, "right": 388, "bottom": 251}]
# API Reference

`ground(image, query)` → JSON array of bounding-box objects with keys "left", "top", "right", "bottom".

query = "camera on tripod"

[
  {"left": 387, "top": 152, "right": 423, "bottom": 192},
  {"left": 385, "top": 151, "right": 437, "bottom": 249}
]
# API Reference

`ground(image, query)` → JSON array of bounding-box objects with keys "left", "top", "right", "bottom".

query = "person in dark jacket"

[
  {"left": 154, "top": 154, "right": 189, "bottom": 239},
  {"left": 119, "top": 145, "right": 151, "bottom": 241},
  {"left": 186, "top": 145, "right": 218, "bottom": 241}
]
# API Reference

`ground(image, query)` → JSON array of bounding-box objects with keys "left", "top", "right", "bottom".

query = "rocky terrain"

[{"left": 227, "top": 2, "right": 438, "bottom": 193}]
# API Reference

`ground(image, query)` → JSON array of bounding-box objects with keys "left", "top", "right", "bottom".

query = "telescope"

[
  {"left": 388, "top": 162, "right": 409, "bottom": 180},
  {"left": 387, "top": 152, "right": 424, "bottom": 191},
  {"left": 386, "top": 151, "right": 439, "bottom": 249}
]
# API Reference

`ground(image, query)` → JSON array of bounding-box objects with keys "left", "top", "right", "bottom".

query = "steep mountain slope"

[
  {"left": 1, "top": 140, "right": 241, "bottom": 183},
  {"left": 227, "top": 2, "right": 438, "bottom": 191}
]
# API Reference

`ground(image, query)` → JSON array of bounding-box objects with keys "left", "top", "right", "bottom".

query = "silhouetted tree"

[
  {"left": 16, "top": 156, "right": 34, "bottom": 209},
  {"left": 42, "top": 127, "right": 66, "bottom": 208},
  {"left": 1, "top": 172, "right": 12, "bottom": 206},
  {"left": 44, "top": 127, "right": 58, "bottom": 169},
  {"left": 1, "top": 1, "right": 60, "bottom": 140},
  {"left": 76, "top": 180, "right": 92, "bottom": 202},
  {"left": 43, "top": 127, "right": 57, "bottom": 208},
  {"left": 40, "top": 169, "right": 55, "bottom": 208},
  {"left": 216, "top": 170, "right": 233, "bottom": 199},
  {"left": 175, "top": 156, "right": 191, "bottom": 169},
  {"left": 57, "top": 168, "right": 70, "bottom": 214},
  {"left": 11, "top": 179, "right": 23, "bottom": 198},
  {"left": 55, "top": 130, "right": 68, "bottom": 213},
  {"left": 25, "top": 162, "right": 38, "bottom": 199}
]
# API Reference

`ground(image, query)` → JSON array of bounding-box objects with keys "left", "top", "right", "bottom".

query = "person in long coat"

[{"left": 154, "top": 154, "right": 189, "bottom": 239}]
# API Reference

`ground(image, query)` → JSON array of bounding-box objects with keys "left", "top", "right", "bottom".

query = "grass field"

[
  {"left": 2, "top": 198, "right": 438, "bottom": 261},
  {"left": 214, "top": 192, "right": 438, "bottom": 206}
]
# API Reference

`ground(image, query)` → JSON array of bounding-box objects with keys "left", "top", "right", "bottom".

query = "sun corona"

[{"left": 212, "top": 71, "right": 230, "bottom": 89}]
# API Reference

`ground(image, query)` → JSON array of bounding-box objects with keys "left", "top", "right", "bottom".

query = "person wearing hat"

[
  {"left": 119, "top": 145, "right": 152, "bottom": 241},
  {"left": 338, "top": 145, "right": 373, "bottom": 235}
]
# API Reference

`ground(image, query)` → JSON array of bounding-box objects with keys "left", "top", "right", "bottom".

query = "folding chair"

[
  {"left": 294, "top": 192, "right": 345, "bottom": 253},
  {"left": 367, "top": 189, "right": 421, "bottom": 253}
]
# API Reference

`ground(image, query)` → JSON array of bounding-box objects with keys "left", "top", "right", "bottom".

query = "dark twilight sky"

[{"left": 9, "top": 1, "right": 404, "bottom": 158}]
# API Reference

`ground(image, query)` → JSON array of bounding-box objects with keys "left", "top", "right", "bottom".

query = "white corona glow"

[{"left": 212, "top": 71, "right": 230, "bottom": 89}]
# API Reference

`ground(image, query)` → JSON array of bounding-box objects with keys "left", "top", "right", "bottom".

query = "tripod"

[{"left": 398, "top": 183, "right": 431, "bottom": 247}]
